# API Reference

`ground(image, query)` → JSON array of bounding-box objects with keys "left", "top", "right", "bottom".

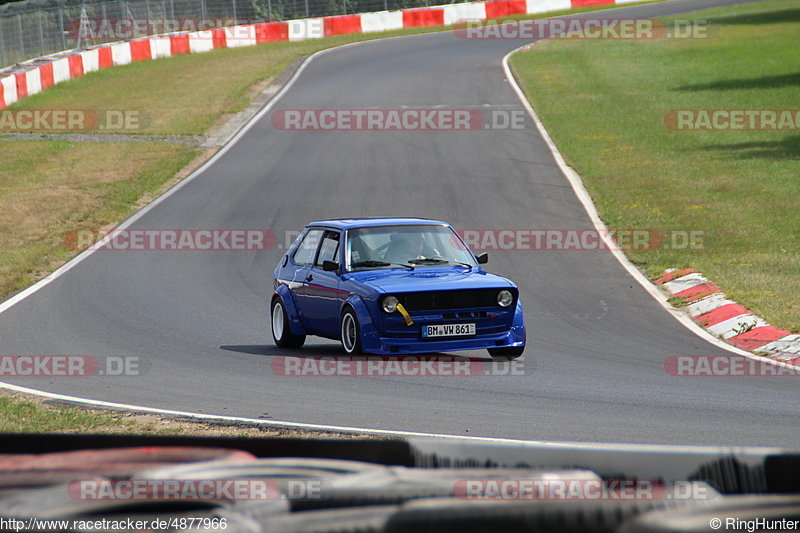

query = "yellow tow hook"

[{"left": 396, "top": 303, "right": 414, "bottom": 326}]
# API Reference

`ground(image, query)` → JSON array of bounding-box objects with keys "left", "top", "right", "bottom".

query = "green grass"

[
  {"left": 0, "top": 396, "right": 129, "bottom": 432},
  {"left": 0, "top": 141, "right": 196, "bottom": 297},
  {"left": 510, "top": 0, "right": 800, "bottom": 331},
  {"left": 0, "top": 392, "right": 381, "bottom": 436}
]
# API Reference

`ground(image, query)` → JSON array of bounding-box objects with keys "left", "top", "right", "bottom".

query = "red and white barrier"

[
  {"left": 80, "top": 48, "right": 100, "bottom": 73},
  {"left": 25, "top": 69, "right": 42, "bottom": 96},
  {"left": 189, "top": 30, "right": 217, "bottom": 53},
  {"left": 225, "top": 25, "right": 258, "bottom": 47},
  {"left": 111, "top": 42, "right": 133, "bottom": 65},
  {"left": 150, "top": 37, "right": 173, "bottom": 59},
  {"left": 0, "top": 0, "right": 644, "bottom": 110},
  {"left": 255, "top": 22, "right": 290, "bottom": 42},
  {"left": 288, "top": 18, "right": 325, "bottom": 41},
  {"left": 129, "top": 39, "right": 152, "bottom": 62},
  {"left": 443, "top": 2, "right": 488, "bottom": 25},
  {"left": 484, "top": 0, "right": 526, "bottom": 18},
  {"left": 52, "top": 57, "right": 71, "bottom": 84},
  {"left": 0, "top": 75, "right": 16, "bottom": 108},
  {"left": 402, "top": 7, "right": 445, "bottom": 27},
  {"left": 526, "top": 0, "right": 571, "bottom": 14},
  {"left": 324, "top": 15, "right": 363, "bottom": 36},
  {"left": 360, "top": 11, "right": 404, "bottom": 32}
]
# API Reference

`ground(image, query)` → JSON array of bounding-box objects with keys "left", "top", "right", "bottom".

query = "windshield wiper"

[
  {"left": 408, "top": 258, "right": 473, "bottom": 268},
  {"left": 351, "top": 260, "right": 414, "bottom": 270}
]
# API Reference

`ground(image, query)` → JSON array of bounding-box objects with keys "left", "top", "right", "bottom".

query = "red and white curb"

[
  {"left": 0, "top": 0, "right": 640, "bottom": 110},
  {"left": 656, "top": 268, "right": 800, "bottom": 364}
]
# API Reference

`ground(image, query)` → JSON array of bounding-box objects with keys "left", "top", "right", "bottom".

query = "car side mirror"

[
  {"left": 322, "top": 260, "right": 339, "bottom": 272},
  {"left": 476, "top": 252, "right": 489, "bottom": 264}
]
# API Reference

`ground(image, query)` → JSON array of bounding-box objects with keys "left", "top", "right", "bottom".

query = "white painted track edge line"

[
  {"left": 0, "top": 382, "right": 786, "bottom": 453},
  {"left": 501, "top": 46, "right": 800, "bottom": 372}
]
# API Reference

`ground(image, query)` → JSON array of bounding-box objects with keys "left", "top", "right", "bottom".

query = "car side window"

[
  {"left": 292, "top": 229, "right": 323, "bottom": 266},
  {"left": 315, "top": 231, "right": 340, "bottom": 268}
]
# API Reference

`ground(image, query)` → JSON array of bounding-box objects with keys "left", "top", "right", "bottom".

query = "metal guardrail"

[{"left": 0, "top": 0, "right": 462, "bottom": 70}]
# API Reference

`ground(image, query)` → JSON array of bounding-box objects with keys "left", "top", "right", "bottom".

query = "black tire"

[
  {"left": 271, "top": 297, "right": 305, "bottom": 348},
  {"left": 488, "top": 345, "right": 524, "bottom": 360},
  {"left": 340, "top": 307, "right": 363, "bottom": 355}
]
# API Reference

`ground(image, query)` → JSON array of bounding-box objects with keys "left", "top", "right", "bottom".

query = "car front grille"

[{"left": 394, "top": 288, "right": 514, "bottom": 311}]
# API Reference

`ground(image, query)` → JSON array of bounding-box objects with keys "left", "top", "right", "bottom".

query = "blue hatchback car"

[{"left": 271, "top": 218, "right": 525, "bottom": 358}]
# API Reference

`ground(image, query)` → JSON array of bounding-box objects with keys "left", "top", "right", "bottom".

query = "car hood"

[{"left": 346, "top": 267, "right": 514, "bottom": 293}]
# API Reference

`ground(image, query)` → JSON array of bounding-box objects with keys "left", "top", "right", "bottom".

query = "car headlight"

[
  {"left": 382, "top": 295, "right": 399, "bottom": 313},
  {"left": 497, "top": 290, "right": 513, "bottom": 308}
]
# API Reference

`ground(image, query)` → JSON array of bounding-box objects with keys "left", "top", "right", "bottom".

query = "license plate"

[{"left": 422, "top": 323, "right": 476, "bottom": 338}]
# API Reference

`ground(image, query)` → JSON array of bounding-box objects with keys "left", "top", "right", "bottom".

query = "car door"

[
  {"left": 298, "top": 230, "right": 344, "bottom": 338},
  {"left": 288, "top": 228, "right": 324, "bottom": 323}
]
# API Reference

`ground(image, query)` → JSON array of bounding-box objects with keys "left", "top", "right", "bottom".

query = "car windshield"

[{"left": 346, "top": 225, "right": 477, "bottom": 271}]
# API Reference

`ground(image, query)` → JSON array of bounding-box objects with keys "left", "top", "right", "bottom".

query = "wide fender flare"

[
  {"left": 342, "top": 294, "right": 381, "bottom": 352},
  {"left": 272, "top": 286, "right": 306, "bottom": 336}
]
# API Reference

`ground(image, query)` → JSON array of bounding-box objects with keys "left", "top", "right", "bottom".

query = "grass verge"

[
  {"left": 0, "top": 390, "right": 377, "bottom": 437},
  {"left": 0, "top": 393, "right": 129, "bottom": 433},
  {"left": 0, "top": 141, "right": 197, "bottom": 298},
  {"left": 510, "top": 0, "right": 800, "bottom": 331}
]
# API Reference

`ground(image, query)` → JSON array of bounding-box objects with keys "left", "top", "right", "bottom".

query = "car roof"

[{"left": 306, "top": 217, "right": 450, "bottom": 230}]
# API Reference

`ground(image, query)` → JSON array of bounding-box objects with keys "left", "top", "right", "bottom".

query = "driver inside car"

[{"left": 385, "top": 233, "right": 425, "bottom": 264}]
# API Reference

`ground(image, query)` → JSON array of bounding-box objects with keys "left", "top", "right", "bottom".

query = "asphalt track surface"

[{"left": 1, "top": 0, "right": 796, "bottom": 446}]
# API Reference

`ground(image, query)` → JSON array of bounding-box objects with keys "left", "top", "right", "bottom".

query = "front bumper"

[
  {"left": 359, "top": 301, "right": 526, "bottom": 355},
  {"left": 365, "top": 328, "right": 525, "bottom": 355}
]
